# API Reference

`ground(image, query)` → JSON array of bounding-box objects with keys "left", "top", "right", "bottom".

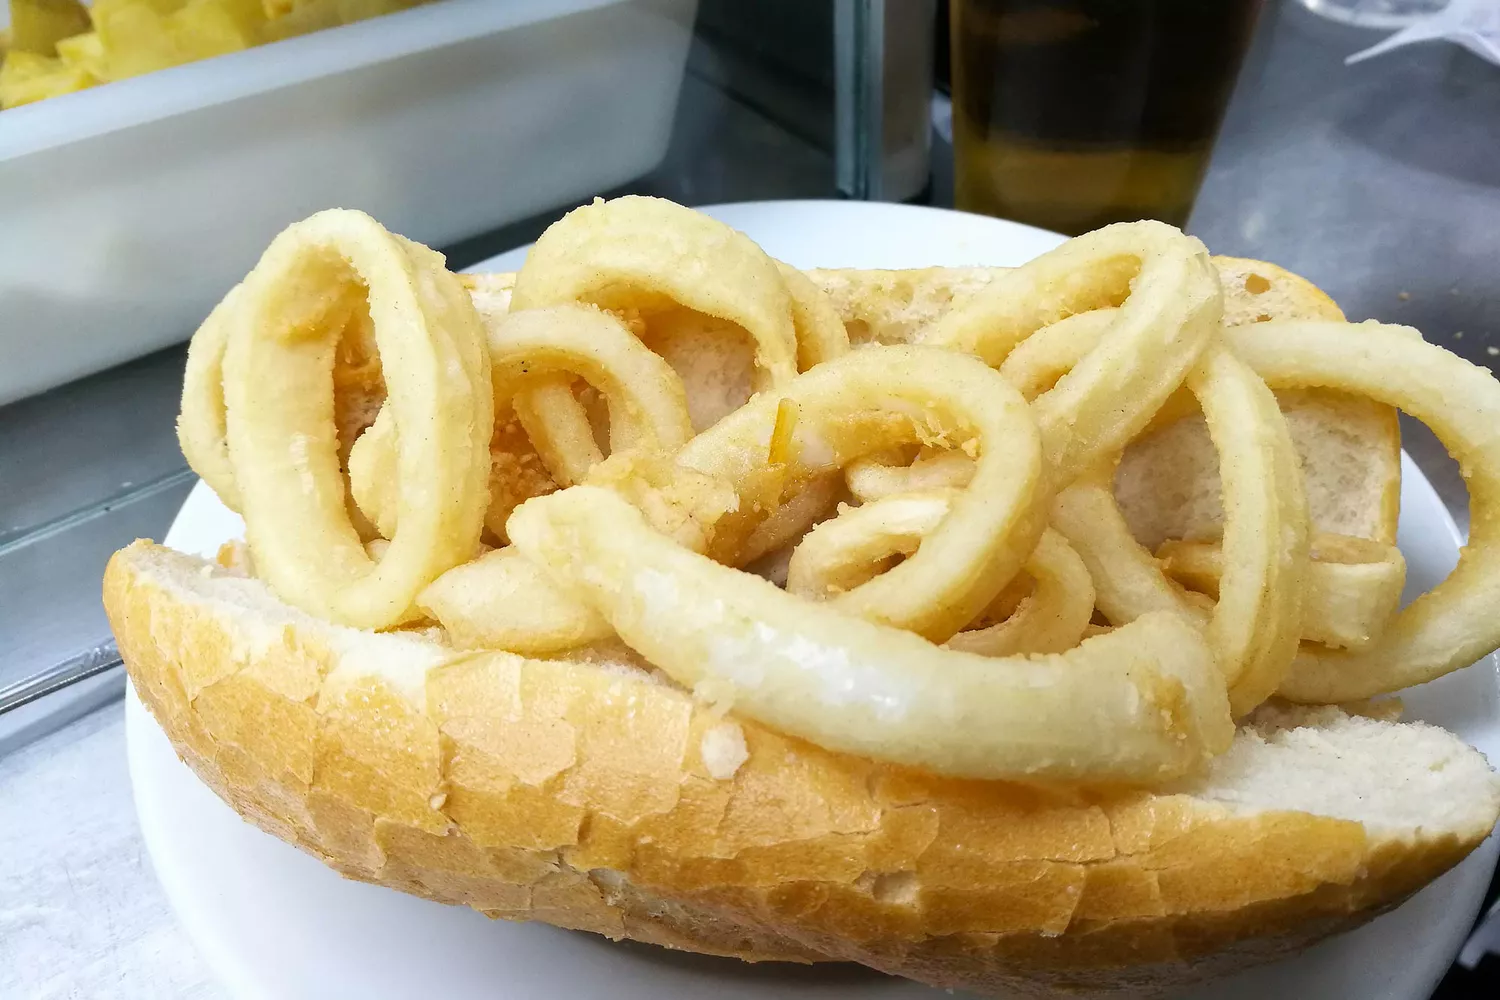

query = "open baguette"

[{"left": 106, "top": 540, "right": 1499, "bottom": 998}]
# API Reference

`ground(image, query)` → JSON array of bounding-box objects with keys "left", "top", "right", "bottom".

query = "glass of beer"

[{"left": 951, "top": 0, "right": 1265, "bottom": 235}]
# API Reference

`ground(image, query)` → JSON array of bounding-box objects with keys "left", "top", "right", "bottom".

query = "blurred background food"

[
  {"left": 0, "top": 0, "right": 698, "bottom": 405},
  {"left": 0, "top": 0, "right": 431, "bottom": 109}
]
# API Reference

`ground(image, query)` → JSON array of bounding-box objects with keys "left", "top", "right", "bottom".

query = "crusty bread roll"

[
  {"left": 107, "top": 541, "right": 1500, "bottom": 998},
  {"left": 130, "top": 254, "right": 1460, "bottom": 998}
]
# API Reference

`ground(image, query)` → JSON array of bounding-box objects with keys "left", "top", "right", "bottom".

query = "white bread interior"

[
  {"left": 108, "top": 541, "right": 1499, "bottom": 999},
  {"left": 806, "top": 256, "right": 1402, "bottom": 550}
]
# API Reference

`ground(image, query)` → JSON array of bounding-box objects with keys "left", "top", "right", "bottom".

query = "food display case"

[
  {"left": 2, "top": 1, "right": 1498, "bottom": 997},
  {"left": 0, "top": 0, "right": 698, "bottom": 404}
]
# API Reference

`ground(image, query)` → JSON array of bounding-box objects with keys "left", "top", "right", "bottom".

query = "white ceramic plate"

[{"left": 127, "top": 200, "right": 1499, "bottom": 1000}]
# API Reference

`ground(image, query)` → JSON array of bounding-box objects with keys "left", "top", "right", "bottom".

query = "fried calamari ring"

[
  {"left": 350, "top": 304, "right": 695, "bottom": 535},
  {"left": 946, "top": 529, "right": 1095, "bottom": 657},
  {"left": 844, "top": 448, "right": 975, "bottom": 503},
  {"left": 778, "top": 260, "right": 851, "bottom": 370},
  {"left": 996, "top": 308, "right": 1118, "bottom": 401},
  {"left": 1187, "top": 345, "right": 1309, "bottom": 714},
  {"left": 1159, "top": 534, "right": 1407, "bottom": 651},
  {"left": 507, "top": 485, "right": 1233, "bottom": 783},
  {"left": 787, "top": 489, "right": 1092, "bottom": 656},
  {"left": 491, "top": 306, "right": 694, "bottom": 481},
  {"left": 1052, "top": 468, "right": 1195, "bottom": 624},
  {"left": 1052, "top": 344, "right": 1309, "bottom": 717},
  {"left": 179, "top": 280, "right": 368, "bottom": 513},
  {"left": 178, "top": 284, "right": 246, "bottom": 512},
  {"left": 786, "top": 490, "right": 958, "bottom": 599},
  {"left": 418, "top": 547, "right": 611, "bottom": 653},
  {"left": 222, "top": 209, "right": 493, "bottom": 629},
  {"left": 920, "top": 220, "right": 1221, "bottom": 482},
  {"left": 1224, "top": 322, "right": 1500, "bottom": 701},
  {"left": 354, "top": 306, "right": 697, "bottom": 651},
  {"left": 512, "top": 374, "right": 602, "bottom": 488},
  {"left": 512, "top": 195, "right": 799, "bottom": 387},
  {"left": 507, "top": 196, "right": 806, "bottom": 482},
  {"left": 677, "top": 345, "right": 1045, "bottom": 641}
]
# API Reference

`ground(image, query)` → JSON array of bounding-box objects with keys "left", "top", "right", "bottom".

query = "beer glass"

[{"left": 951, "top": 0, "right": 1265, "bottom": 235}]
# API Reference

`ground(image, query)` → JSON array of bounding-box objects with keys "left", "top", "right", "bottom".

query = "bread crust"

[{"left": 107, "top": 541, "right": 1493, "bottom": 998}]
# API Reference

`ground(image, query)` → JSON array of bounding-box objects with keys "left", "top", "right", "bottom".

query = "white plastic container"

[{"left": 0, "top": 0, "right": 696, "bottom": 405}]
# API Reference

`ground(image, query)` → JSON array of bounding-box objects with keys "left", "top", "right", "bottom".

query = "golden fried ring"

[
  {"left": 1159, "top": 534, "right": 1407, "bottom": 651},
  {"left": 788, "top": 489, "right": 1092, "bottom": 656},
  {"left": 408, "top": 307, "right": 696, "bottom": 651},
  {"left": 513, "top": 374, "right": 601, "bottom": 488},
  {"left": 507, "top": 485, "right": 1233, "bottom": 784},
  {"left": 1225, "top": 322, "right": 1500, "bottom": 701},
  {"left": 777, "top": 260, "right": 851, "bottom": 370},
  {"left": 418, "top": 547, "right": 611, "bottom": 653},
  {"left": 507, "top": 196, "right": 801, "bottom": 477},
  {"left": 997, "top": 304, "right": 1207, "bottom": 438},
  {"left": 351, "top": 304, "right": 695, "bottom": 536},
  {"left": 997, "top": 308, "right": 1118, "bottom": 401},
  {"left": 495, "top": 306, "right": 695, "bottom": 483},
  {"left": 222, "top": 210, "right": 493, "bottom": 629},
  {"left": 787, "top": 490, "right": 958, "bottom": 600},
  {"left": 844, "top": 448, "right": 975, "bottom": 504},
  {"left": 512, "top": 195, "right": 799, "bottom": 387},
  {"left": 1052, "top": 344, "right": 1309, "bottom": 717},
  {"left": 1191, "top": 345, "right": 1309, "bottom": 714},
  {"left": 921, "top": 220, "right": 1221, "bottom": 483},
  {"left": 946, "top": 529, "right": 1095, "bottom": 657},
  {"left": 178, "top": 284, "right": 246, "bottom": 512},
  {"left": 677, "top": 345, "right": 1045, "bottom": 641},
  {"left": 1051, "top": 468, "right": 1196, "bottom": 624},
  {"left": 179, "top": 280, "right": 366, "bottom": 514}
]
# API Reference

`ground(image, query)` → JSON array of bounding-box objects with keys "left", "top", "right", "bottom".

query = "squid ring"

[
  {"left": 512, "top": 195, "right": 800, "bottom": 387},
  {"left": 507, "top": 485, "right": 1233, "bottom": 784},
  {"left": 1052, "top": 344, "right": 1309, "bottom": 717},
  {"left": 678, "top": 345, "right": 1045, "bottom": 642},
  {"left": 350, "top": 304, "right": 696, "bottom": 537},
  {"left": 177, "top": 284, "right": 246, "bottom": 512},
  {"left": 1159, "top": 534, "right": 1406, "bottom": 651},
  {"left": 788, "top": 489, "right": 1093, "bottom": 657},
  {"left": 1227, "top": 322, "right": 1500, "bottom": 702},
  {"left": 946, "top": 529, "right": 1095, "bottom": 657},
  {"left": 222, "top": 209, "right": 493, "bottom": 629},
  {"left": 921, "top": 220, "right": 1221, "bottom": 484}
]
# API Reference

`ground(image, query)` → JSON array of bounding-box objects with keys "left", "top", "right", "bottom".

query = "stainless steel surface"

[
  {"left": 0, "top": 463, "right": 193, "bottom": 753},
  {"left": 834, "top": 0, "right": 937, "bottom": 201},
  {"left": 0, "top": 640, "right": 122, "bottom": 717},
  {"left": 2, "top": 2, "right": 1497, "bottom": 995}
]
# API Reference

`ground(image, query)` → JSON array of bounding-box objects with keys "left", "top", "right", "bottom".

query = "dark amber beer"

[{"left": 951, "top": 0, "right": 1264, "bottom": 234}]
